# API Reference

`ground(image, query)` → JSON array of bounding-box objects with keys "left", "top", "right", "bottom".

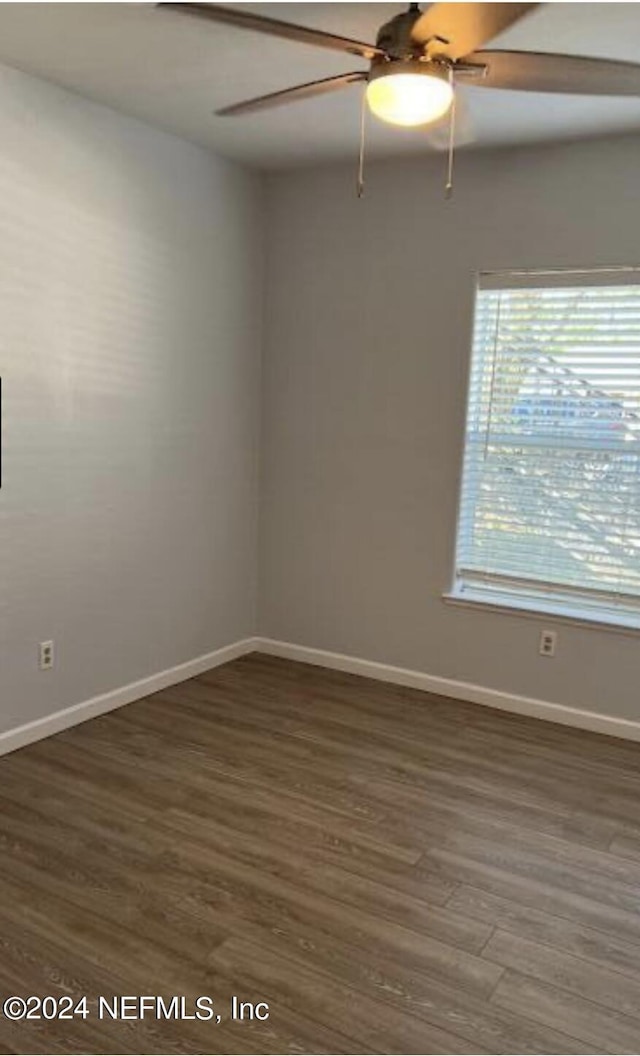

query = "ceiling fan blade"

[
  {"left": 216, "top": 71, "right": 367, "bottom": 117},
  {"left": 411, "top": 3, "right": 538, "bottom": 61},
  {"left": 457, "top": 50, "right": 640, "bottom": 96},
  {"left": 157, "top": 3, "right": 383, "bottom": 61}
]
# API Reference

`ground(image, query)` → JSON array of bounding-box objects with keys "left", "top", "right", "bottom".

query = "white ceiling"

[{"left": 0, "top": 3, "right": 639, "bottom": 169}]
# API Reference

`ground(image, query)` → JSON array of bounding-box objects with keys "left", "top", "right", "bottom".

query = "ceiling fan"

[
  {"left": 157, "top": 2, "right": 640, "bottom": 193},
  {"left": 157, "top": 2, "right": 640, "bottom": 123}
]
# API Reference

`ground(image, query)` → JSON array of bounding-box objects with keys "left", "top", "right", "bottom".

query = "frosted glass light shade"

[{"left": 366, "top": 69, "right": 453, "bottom": 127}]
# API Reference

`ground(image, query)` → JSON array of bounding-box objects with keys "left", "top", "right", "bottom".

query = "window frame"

[{"left": 446, "top": 266, "right": 640, "bottom": 636}]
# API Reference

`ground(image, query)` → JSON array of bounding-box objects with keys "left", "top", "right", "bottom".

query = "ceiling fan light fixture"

[{"left": 366, "top": 62, "right": 453, "bottom": 127}]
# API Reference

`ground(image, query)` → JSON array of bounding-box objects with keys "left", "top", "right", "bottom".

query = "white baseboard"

[
  {"left": 4, "top": 633, "right": 638, "bottom": 757},
  {"left": 0, "top": 637, "right": 260, "bottom": 758},
  {"left": 253, "top": 637, "right": 640, "bottom": 744}
]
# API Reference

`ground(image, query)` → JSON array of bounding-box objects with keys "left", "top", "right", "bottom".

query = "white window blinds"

[{"left": 454, "top": 270, "right": 640, "bottom": 626}]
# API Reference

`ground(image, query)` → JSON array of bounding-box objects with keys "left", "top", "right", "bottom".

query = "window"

[{"left": 451, "top": 269, "right": 640, "bottom": 630}]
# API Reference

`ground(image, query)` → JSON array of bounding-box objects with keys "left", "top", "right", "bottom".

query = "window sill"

[{"left": 443, "top": 588, "right": 640, "bottom": 637}]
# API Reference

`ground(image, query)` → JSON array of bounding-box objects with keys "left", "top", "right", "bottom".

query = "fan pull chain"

[
  {"left": 357, "top": 86, "right": 368, "bottom": 198},
  {"left": 445, "top": 68, "right": 456, "bottom": 199}
]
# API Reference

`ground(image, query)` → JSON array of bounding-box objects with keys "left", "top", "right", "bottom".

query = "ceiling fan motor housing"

[{"left": 374, "top": 9, "right": 426, "bottom": 62}]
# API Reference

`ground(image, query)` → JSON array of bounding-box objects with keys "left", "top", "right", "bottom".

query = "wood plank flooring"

[{"left": 1, "top": 652, "right": 640, "bottom": 1053}]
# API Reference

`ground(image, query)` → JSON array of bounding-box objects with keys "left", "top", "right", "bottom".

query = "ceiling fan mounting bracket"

[{"left": 451, "top": 61, "right": 488, "bottom": 78}]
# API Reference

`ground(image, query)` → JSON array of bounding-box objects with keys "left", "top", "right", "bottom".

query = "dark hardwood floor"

[{"left": 1, "top": 652, "right": 640, "bottom": 1054}]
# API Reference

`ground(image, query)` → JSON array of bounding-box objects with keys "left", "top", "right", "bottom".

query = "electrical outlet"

[
  {"left": 539, "top": 629, "right": 557, "bottom": 658},
  {"left": 39, "top": 640, "right": 54, "bottom": 670}
]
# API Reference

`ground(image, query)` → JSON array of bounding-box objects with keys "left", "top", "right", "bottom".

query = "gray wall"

[
  {"left": 4, "top": 56, "right": 639, "bottom": 734},
  {"left": 1, "top": 64, "right": 262, "bottom": 733},
  {"left": 261, "top": 135, "right": 640, "bottom": 720}
]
